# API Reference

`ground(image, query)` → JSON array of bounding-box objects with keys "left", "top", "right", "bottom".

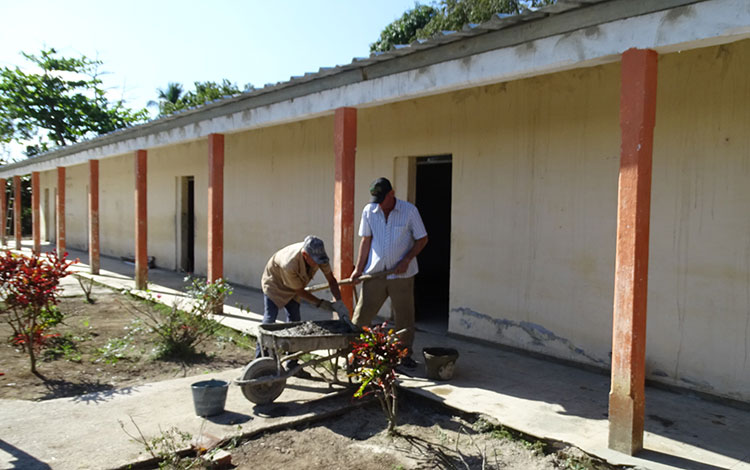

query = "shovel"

[{"left": 305, "top": 269, "right": 395, "bottom": 293}]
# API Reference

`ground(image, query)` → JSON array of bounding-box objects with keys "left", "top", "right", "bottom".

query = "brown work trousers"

[{"left": 352, "top": 276, "right": 415, "bottom": 351}]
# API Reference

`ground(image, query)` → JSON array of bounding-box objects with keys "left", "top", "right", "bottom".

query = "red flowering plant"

[
  {"left": 0, "top": 250, "right": 75, "bottom": 374},
  {"left": 348, "top": 322, "right": 409, "bottom": 434}
]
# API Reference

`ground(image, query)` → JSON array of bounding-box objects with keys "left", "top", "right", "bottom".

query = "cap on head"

[
  {"left": 369, "top": 177, "right": 393, "bottom": 204},
  {"left": 302, "top": 235, "right": 329, "bottom": 265}
]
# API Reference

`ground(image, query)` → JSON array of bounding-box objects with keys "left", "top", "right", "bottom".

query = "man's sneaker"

[{"left": 400, "top": 356, "right": 418, "bottom": 369}]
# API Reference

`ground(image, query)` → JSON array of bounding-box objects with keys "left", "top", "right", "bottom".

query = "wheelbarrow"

[{"left": 234, "top": 319, "right": 360, "bottom": 405}]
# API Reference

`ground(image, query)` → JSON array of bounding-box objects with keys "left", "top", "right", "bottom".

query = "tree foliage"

[
  {"left": 370, "top": 4, "right": 438, "bottom": 53},
  {"left": 371, "top": 0, "right": 556, "bottom": 52},
  {"left": 0, "top": 48, "right": 147, "bottom": 157},
  {"left": 150, "top": 79, "right": 252, "bottom": 117}
]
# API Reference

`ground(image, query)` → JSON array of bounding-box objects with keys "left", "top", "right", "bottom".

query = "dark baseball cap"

[
  {"left": 369, "top": 177, "right": 393, "bottom": 204},
  {"left": 302, "top": 235, "right": 329, "bottom": 265}
]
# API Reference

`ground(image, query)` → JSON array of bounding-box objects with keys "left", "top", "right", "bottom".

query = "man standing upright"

[{"left": 351, "top": 177, "right": 428, "bottom": 369}]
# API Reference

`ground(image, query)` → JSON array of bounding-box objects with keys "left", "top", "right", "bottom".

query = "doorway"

[
  {"left": 414, "top": 155, "right": 452, "bottom": 334},
  {"left": 179, "top": 176, "right": 195, "bottom": 273}
]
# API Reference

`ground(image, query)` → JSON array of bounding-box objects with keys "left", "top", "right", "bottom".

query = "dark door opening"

[
  {"left": 414, "top": 155, "right": 452, "bottom": 334},
  {"left": 180, "top": 176, "right": 195, "bottom": 273}
]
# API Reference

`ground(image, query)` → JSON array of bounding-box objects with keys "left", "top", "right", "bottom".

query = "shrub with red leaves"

[
  {"left": 348, "top": 322, "right": 409, "bottom": 434},
  {"left": 0, "top": 250, "right": 74, "bottom": 374}
]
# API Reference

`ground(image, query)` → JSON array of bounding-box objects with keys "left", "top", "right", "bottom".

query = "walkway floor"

[{"left": 1, "top": 243, "right": 748, "bottom": 470}]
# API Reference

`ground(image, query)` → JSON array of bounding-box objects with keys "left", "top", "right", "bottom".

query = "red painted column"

[
  {"left": 207, "top": 133, "right": 224, "bottom": 283},
  {"left": 608, "top": 48, "right": 658, "bottom": 455},
  {"left": 89, "top": 160, "right": 100, "bottom": 274},
  {"left": 134, "top": 150, "right": 148, "bottom": 289},
  {"left": 31, "top": 172, "right": 40, "bottom": 254},
  {"left": 334, "top": 107, "right": 357, "bottom": 314},
  {"left": 0, "top": 178, "right": 6, "bottom": 247},
  {"left": 56, "top": 167, "right": 66, "bottom": 255},
  {"left": 13, "top": 175, "right": 21, "bottom": 250}
]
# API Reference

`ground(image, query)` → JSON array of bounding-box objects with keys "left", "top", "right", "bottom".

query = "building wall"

[
  {"left": 647, "top": 41, "right": 750, "bottom": 401},
  {"left": 97, "top": 154, "right": 134, "bottom": 259},
  {"left": 223, "top": 117, "right": 336, "bottom": 287},
  {"left": 39, "top": 39, "right": 750, "bottom": 402},
  {"left": 38, "top": 171, "right": 55, "bottom": 243},
  {"left": 357, "top": 40, "right": 750, "bottom": 401},
  {"left": 358, "top": 60, "right": 620, "bottom": 366},
  {"left": 63, "top": 163, "right": 89, "bottom": 251},
  {"left": 147, "top": 141, "right": 208, "bottom": 272}
]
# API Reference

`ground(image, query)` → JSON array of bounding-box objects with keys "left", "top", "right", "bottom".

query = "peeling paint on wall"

[{"left": 453, "top": 307, "right": 607, "bottom": 367}]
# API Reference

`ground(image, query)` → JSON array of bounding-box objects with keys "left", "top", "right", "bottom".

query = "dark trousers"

[{"left": 254, "top": 296, "right": 301, "bottom": 364}]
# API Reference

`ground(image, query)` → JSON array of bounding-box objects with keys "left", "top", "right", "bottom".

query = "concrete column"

[
  {"left": 608, "top": 48, "right": 658, "bottom": 456},
  {"left": 0, "top": 178, "right": 6, "bottom": 247},
  {"left": 333, "top": 107, "right": 357, "bottom": 314},
  {"left": 31, "top": 172, "right": 40, "bottom": 254},
  {"left": 89, "top": 160, "right": 100, "bottom": 274},
  {"left": 56, "top": 167, "right": 66, "bottom": 255},
  {"left": 134, "top": 150, "right": 148, "bottom": 289},
  {"left": 207, "top": 133, "right": 224, "bottom": 282},
  {"left": 13, "top": 175, "right": 21, "bottom": 250}
]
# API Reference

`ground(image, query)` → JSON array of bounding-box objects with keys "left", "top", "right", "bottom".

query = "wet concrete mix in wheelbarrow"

[{"left": 270, "top": 320, "right": 355, "bottom": 337}]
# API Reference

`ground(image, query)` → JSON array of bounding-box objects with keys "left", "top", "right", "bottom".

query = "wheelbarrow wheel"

[{"left": 240, "top": 357, "right": 286, "bottom": 404}]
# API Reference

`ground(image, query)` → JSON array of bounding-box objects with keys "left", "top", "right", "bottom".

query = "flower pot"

[
  {"left": 191, "top": 379, "right": 229, "bottom": 417},
  {"left": 422, "top": 347, "right": 459, "bottom": 381}
]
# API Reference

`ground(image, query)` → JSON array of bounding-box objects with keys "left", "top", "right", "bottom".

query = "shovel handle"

[{"left": 305, "top": 269, "right": 395, "bottom": 293}]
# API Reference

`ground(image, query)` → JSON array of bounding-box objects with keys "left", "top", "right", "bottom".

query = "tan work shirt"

[{"left": 261, "top": 242, "right": 332, "bottom": 308}]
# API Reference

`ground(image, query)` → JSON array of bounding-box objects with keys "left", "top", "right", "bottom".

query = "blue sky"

[{"left": 0, "top": 0, "right": 418, "bottom": 115}]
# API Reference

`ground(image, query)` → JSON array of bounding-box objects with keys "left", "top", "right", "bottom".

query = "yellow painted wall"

[
  {"left": 358, "top": 62, "right": 621, "bottom": 369},
  {"left": 648, "top": 41, "right": 750, "bottom": 401},
  {"left": 63, "top": 164, "right": 89, "bottom": 251},
  {"left": 39, "top": 170, "right": 55, "bottom": 243},
  {"left": 98, "top": 154, "right": 134, "bottom": 259},
  {"left": 224, "top": 117, "right": 336, "bottom": 287},
  {"left": 44, "top": 39, "right": 750, "bottom": 401},
  {"left": 147, "top": 141, "right": 207, "bottom": 271}
]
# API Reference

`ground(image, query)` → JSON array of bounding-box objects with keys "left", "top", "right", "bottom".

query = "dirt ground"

[
  {"left": 231, "top": 394, "right": 618, "bottom": 470},
  {"left": 0, "top": 286, "right": 619, "bottom": 469},
  {"left": 0, "top": 289, "right": 254, "bottom": 401}
]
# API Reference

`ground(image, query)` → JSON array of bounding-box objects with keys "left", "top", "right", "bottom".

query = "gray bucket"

[
  {"left": 423, "top": 347, "right": 459, "bottom": 381},
  {"left": 191, "top": 379, "right": 229, "bottom": 417}
]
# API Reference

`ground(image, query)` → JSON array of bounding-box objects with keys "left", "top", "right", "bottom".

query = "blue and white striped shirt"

[{"left": 358, "top": 199, "right": 428, "bottom": 279}]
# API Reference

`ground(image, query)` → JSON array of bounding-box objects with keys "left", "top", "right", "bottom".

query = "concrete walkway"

[{"left": 1, "top": 243, "right": 749, "bottom": 469}]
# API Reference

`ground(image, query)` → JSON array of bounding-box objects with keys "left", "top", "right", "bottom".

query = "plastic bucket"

[
  {"left": 191, "top": 379, "right": 229, "bottom": 417},
  {"left": 422, "top": 347, "right": 459, "bottom": 381}
]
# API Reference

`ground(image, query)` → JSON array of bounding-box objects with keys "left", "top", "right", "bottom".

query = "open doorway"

[
  {"left": 179, "top": 176, "right": 195, "bottom": 273},
  {"left": 414, "top": 155, "right": 451, "bottom": 334}
]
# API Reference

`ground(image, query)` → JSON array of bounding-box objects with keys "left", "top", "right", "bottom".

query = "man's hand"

[
  {"left": 318, "top": 299, "right": 335, "bottom": 311},
  {"left": 394, "top": 258, "right": 410, "bottom": 274},
  {"left": 350, "top": 268, "right": 363, "bottom": 285}
]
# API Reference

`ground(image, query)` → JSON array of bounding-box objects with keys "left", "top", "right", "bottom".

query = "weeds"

[
  {"left": 120, "top": 277, "right": 232, "bottom": 360},
  {"left": 75, "top": 274, "right": 96, "bottom": 304},
  {"left": 95, "top": 337, "right": 135, "bottom": 364},
  {"left": 42, "top": 333, "right": 82, "bottom": 362},
  {"left": 121, "top": 416, "right": 238, "bottom": 469}
]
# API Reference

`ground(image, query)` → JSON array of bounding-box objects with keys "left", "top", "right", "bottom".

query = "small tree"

[
  {"left": 0, "top": 250, "right": 74, "bottom": 374},
  {"left": 348, "top": 323, "right": 409, "bottom": 434}
]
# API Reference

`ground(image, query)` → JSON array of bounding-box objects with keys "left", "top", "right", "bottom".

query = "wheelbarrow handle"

[{"left": 305, "top": 269, "right": 395, "bottom": 293}]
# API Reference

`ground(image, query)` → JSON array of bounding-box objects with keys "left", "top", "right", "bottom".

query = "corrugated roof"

[{"left": 1, "top": 0, "right": 706, "bottom": 170}]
